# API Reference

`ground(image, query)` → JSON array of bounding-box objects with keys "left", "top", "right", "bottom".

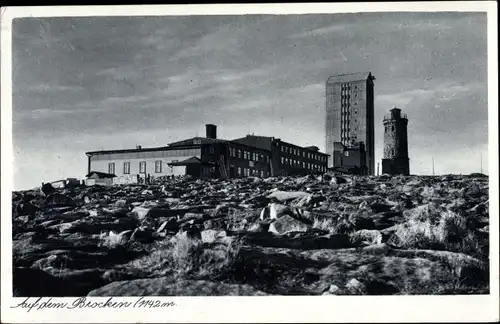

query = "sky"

[{"left": 11, "top": 12, "right": 488, "bottom": 190}]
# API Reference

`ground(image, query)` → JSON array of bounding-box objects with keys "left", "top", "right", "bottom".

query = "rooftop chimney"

[
  {"left": 136, "top": 145, "right": 142, "bottom": 149},
  {"left": 206, "top": 124, "right": 217, "bottom": 139}
]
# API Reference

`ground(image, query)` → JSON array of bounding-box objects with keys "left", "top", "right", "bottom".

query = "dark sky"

[{"left": 12, "top": 12, "right": 488, "bottom": 190}]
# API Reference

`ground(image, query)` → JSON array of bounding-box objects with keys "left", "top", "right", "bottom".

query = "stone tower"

[{"left": 382, "top": 107, "right": 410, "bottom": 175}]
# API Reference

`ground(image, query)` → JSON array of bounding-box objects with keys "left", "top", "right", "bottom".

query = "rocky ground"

[{"left": 12, "top": 173, "right": 489, "bottom": 296}]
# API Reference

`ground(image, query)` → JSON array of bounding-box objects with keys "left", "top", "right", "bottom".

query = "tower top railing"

[{"left": 383, "top": 112, "right": 408, "bottom": 121}]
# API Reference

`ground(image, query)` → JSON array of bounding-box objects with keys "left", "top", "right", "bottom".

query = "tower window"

[{"left": 392, "top": 126, "right": 395, "bottom": 132}]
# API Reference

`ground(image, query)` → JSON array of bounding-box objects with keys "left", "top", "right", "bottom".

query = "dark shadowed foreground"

[{"left": 12, "top": 173, "right": 489, "bottom": 296}]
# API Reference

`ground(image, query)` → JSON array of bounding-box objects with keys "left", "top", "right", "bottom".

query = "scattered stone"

[
  {"left": 88, "top": 277, "right": 267, "bottom": 296},
  {"left": 345, "top": 278, "right": 365, "bottom": 294},
  {"left": 349, "top": 229, "right": 383, "bottom": 245},
  {"left": 201, "top": 229, "right": 227, "bottom": 244},
  {"left": 12, "top": 174, "right": 489, "bottom": 296},
  {"left": 157, "top": 218, "right": 178, "bottom": 233},
  {"left": 44, "top": 193, "right": 76, "bottom": 208},
  {"left": 268, "top": 215, "right": 310, "bottom": 235},
  {"left": 267, "top": 191, "right": 310, "bottom": 202},
  {"left": 328, "top": 284, "right": 341, "bottom": 294},
  {"left": 41, "top": 183, "right": 56, "bottom": 196},
  {"left": 13, "top": 267, "right": 82, "bottom": 297}
]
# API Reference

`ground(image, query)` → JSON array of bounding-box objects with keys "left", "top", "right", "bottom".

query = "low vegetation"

[{"left": 12, "top": 173, "right": 489, "bottom": 296}]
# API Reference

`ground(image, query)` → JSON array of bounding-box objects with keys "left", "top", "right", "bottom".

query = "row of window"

[
  {"left": 228, "top": 147, "right": 269, "bottom": 162},
  {"left": 93, "top": 148, "right": 200, "bottom": 162},
  {"left": 280, "top": 157, "right": 327, "bottom": 172},
  {"left": 108, "top": 160, "right": 168, "bottom": 175},
  {"left": 236, "top": 167, "right": 267, "bottom": 177},
  {"left": 280, "top": 145, "right": 326, "bottom": 162}
]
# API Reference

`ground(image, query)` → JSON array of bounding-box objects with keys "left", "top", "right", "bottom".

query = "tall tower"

[
  {"left": 382, "top": 108, "right": 410, "bottom": 175},
  {"left": 325, "top": 72, "right": 375, "bottom": 175}
]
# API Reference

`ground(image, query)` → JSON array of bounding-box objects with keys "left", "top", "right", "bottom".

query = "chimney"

[
  {"left": 206, "top": 124, "right": 217, "bottom": 139},
  {"left": 136, "top": 145, "right": 142, "bottom": 149}
]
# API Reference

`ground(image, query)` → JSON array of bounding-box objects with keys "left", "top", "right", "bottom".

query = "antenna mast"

[
  {"left": 480, "top": 152, "right": 483, "bottom": 174},
  {"left": 432, "top": 157, "right": 435, "bottom": 176}
]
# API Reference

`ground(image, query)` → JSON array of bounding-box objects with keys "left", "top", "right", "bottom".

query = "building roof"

[
  {"left": 326, "top": 72, "right": 375, "bottom": 84},
  {"left": 304, "top": 146, "right": 319, "bottom": 152},
  {"left": 232, "top": 135, "right": 329, "bottom": 156},
  {"left": 231, "top": 135, "right": 274, "bottom": 151},
  {"left": 168, "top": 137, "right": 228, "bottom": 147},
  {"left": 168, "top": 156, "right": 215, "bottom": 166},
  {"left": 86, "top": 134, "right": 328, "bottom": 157},
  {"left": 85, "top": 144, "right": 201, "bottom": 156}
]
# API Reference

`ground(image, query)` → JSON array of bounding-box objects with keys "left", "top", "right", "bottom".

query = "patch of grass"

[
  {"left": 117, "top": 234, "right": 240, "bottom": 281},
  {"left": 312, "top": 217, "right": 335, "bottom": 232},
  {"left": 312, "top": 215, "right": 355, "bottom": 234},
  {"left": 390, "top": 206, "right": 487, "bottom": 259}
]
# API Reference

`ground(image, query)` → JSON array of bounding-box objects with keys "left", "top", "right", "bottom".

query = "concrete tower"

[
  {"left": 382, "top": 108, "right": 410, "bottom": 175},
  {"left": 325, "top": 72, "right": 375, "bottom": 175}
]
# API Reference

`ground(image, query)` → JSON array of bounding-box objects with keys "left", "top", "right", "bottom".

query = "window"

[
  {"left": 108, "top": 162, "right": 115, "bottom": 175},
  {"left": 139, "top": 161, "right": 146, "bottom": 174},
  {"left": 237, "top": 167, "right": 241, "bottom": 176},
  {"left": 155, "top": 160, "right": 162, "bottom": 173},
  {"left": 238, "top": 149, "right": 242, "bottom": 158},
  {"left": 345, "top": 151, "right": 350, "bottom": 157},
  {"left": 281, "top": 157, "right": 284, "bottom": 164},
  {"left": 123, "top": 162, "right": 130, "bottom": 174},
  {"left": 260, "top": 170, "right": 264, "bottom": 177},
  {"left": 209, "top": 147, "right": 215, "bottom": 155}
]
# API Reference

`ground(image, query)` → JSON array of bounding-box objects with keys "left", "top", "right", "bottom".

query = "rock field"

[{"left": 12, "top": 173, "right": 489, "bottom": 296}]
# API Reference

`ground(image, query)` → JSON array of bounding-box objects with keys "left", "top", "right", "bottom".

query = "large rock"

[
  {"left": 241, "top": 232, "right": 354, "bottom": 250},
  {"left": 13, "top": 267, "right": 83, "bottom": 297},
  {"left": 41, "top": 183, "right": 56, "bottom": 196},
  {"left": 88, "top": 278, "right": 267, "bottom": 296},
  {"left": 157, "top": 217, "right": 178, "bottom": 233},
  {"left": 43, "top": 193, "right": 76, "bottom": 208},
  {"left": 201, "top": 229, "right": 229, "bottom": 244},
  {"left": 267, "top": 191, "right": 310, "bottom": 202},
  {"left": 231, "top": 244, "right": 488, "bottom": 295},
  {"left": 15, "top": 202, "right": 39, "bottom": 217},
  {"left": 268, "top": 215, "right": 310, "bottom": 235}
]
